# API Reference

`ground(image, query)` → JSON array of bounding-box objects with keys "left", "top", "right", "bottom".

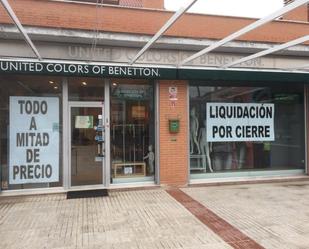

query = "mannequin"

[
  {"left": 190, "top": 107, "right": 200, "bottom": 154},
  {"left": 236, "top": 142, "right": 246, "bottom": 169},
  {"left": 144, "top": 145, "right": 155, "bottom": 175},
  {"left": 212, "top": 143, "right": 233, "bottom": 171},
  {"left": 199, "top": 120, "right": 213, "bottom": 172}
]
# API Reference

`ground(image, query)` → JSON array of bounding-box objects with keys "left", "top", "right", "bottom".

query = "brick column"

[{"left": 158, "top": 80, "right": 189, "bottom": 186}]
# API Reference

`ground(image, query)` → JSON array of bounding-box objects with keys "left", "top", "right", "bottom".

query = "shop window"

[
  {"left": 110, "top": 80, "right": 155, "bottom": 183},
  {"left": 0, "top": 75, "right": 63, "bottom": 190},
  {"left": 189, "top": 84, "right": 305, "bottom": 177}
]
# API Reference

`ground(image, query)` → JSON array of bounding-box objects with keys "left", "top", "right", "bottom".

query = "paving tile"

[
  {"left": 167, "top": 188, "right": 264, "bottom": 249},
  {"left": 183, "top": 181, "right": 309, "bottom": 249},
  {"left": 0, "top": 189, "right": 231, "bottom": 249}
]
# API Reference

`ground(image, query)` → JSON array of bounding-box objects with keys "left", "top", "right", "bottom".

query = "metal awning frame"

[
  {"left": 223, "top": 35, "right": 309, "bottom": 68},
  {"left": 0, "top": 0, "right": 42, "bottom": 60},
  {"left": 1, "top": 0, "right": 309, "bottom": 71},
  {"left": 178, "top": 0, "right": 309, "bottom": 67},
  {"left": 130, "top": 0, "right": 309, "bottom": 72},
  {"left": 129, "top": 0, "right": 198, "bottom": 65}
]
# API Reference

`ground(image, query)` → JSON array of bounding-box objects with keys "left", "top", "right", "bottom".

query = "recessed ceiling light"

[
  {"left": 112, "top": 82, "right": 117, "bottom": 86},
  {"left": 54, "top": 86, "right": 58, "bottom": 89},
  {"left": 82, "top": 81, "right": 87, "bottom": 86},
  {"left": 49, "top": 81, "right": 54, "bottom": 84}
]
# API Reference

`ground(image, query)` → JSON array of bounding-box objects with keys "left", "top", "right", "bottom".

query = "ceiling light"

[
  {"left": 82, "top": 81, "right": 87, "bottom": 86},
  {"left": 49, "top": 80, "right": 54, "bottom": 84},
  {"left": 112, "top": 82, "right": 117, "bottom": 86},
  {"left": 54, "top": 86, "right": 58, "bottom": 89}
]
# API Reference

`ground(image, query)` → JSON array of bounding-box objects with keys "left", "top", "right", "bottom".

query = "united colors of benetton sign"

[
  {"left": 1, "top": 59, "right": 309, "bottom": 82},
  {"left": 0, "top": 60, "right": 176, "bottom": 79}
]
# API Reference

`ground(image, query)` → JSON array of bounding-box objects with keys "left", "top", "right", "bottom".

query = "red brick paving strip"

[{"left": 166, "top": 188, "right": 265, "bottom": 249}]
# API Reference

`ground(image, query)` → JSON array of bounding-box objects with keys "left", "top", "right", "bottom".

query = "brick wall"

[
  {"left": 142, "top": 0, "right": 164, "bottom": 9},
  {"left": 159, "top": 81, "right": 188, "bottom": 186},
  {"left": 1, "top": 0, "right": 309, "bottom": 44},
  {"left": 120, "top": 0, "right": 142, "bottom": 8},
  {"left": 282, "top": 0, "right": 308, "bottom": 22}
]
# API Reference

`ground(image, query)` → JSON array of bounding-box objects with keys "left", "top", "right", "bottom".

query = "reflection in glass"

[
  {"left": 110, "top": 81, "right": 155, "bottom": 183},
  {"left": 68, "top": 77, "right": 104, "bottom": 101},
  {"left": 70, "top": 107, "right": 103, "bottom": 186}
]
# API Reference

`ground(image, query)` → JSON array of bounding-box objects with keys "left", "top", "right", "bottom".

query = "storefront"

[
  {"left": 0, "top": 61, "right": 176, "bottom": 193},
  {"left": 0, "top": 59, "right": 308, "bottom": 194}
]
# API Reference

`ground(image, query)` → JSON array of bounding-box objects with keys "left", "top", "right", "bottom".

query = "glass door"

[{"left": 69, "top": 102, "right": 105, "bottom": 187}]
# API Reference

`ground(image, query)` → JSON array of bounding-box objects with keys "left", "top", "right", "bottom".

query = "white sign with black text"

[
  {"left": 206, "top": 103, "right": 275, "bottom": 142},
  {"left": 9, "top": 97, "right": 59, "bottom": 184}
]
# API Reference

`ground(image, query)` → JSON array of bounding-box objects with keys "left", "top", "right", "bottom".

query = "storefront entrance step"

[{"left": 66, "top": 189, "right": 108, "bottom": 199}]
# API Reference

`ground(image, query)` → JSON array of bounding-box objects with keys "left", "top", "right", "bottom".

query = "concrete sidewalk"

[
  {"left": 182, "top": 181, "right": 309, "bottom": 249},
  {"left": 0, "top": 181, "right": 309, "bottom": 249},
  {"left": 0, "top": 189, "right": 230, "bottom": 249}
]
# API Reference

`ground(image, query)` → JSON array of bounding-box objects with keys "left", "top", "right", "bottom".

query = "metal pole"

[
  {"left": 0, "top": 0, "right": 42, "bottom": 60},
  {"left": 223, "top": 35, "right": 309, "bottom": 68},
  {"left": 129, "top": 0, "right": 198, "bottom": 65},
  {"left": 179, "top": 0, "right": 309, "bottom": 66}
]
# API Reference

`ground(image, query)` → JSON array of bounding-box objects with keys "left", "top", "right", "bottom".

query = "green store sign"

[
  {"left": 1, "top": 60, "right": 309, "bottom": 83},
  {"left": 0, "top": 60, "right": 176, "bottom": 79}
]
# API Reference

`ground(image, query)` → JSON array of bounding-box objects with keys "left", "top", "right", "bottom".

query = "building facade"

[{"left": 0, "top": 0, "right": 309, "bottom": 194}]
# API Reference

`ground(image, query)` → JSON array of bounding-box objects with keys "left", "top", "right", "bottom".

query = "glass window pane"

[
  {"left": 68, "top": 77, "right": 104, "bottom": 101},
  {"left": 189, "top": 84, "right": 305, "bottom": 176},
  {"left": 110, "top": 79, "right": 155, "bottom": 183},
  {"left": 0, "top": 75, "right": 63, "bottom": 190},
  {"left": 71, "top": 106, "right": 103, "bottom": 186}
]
